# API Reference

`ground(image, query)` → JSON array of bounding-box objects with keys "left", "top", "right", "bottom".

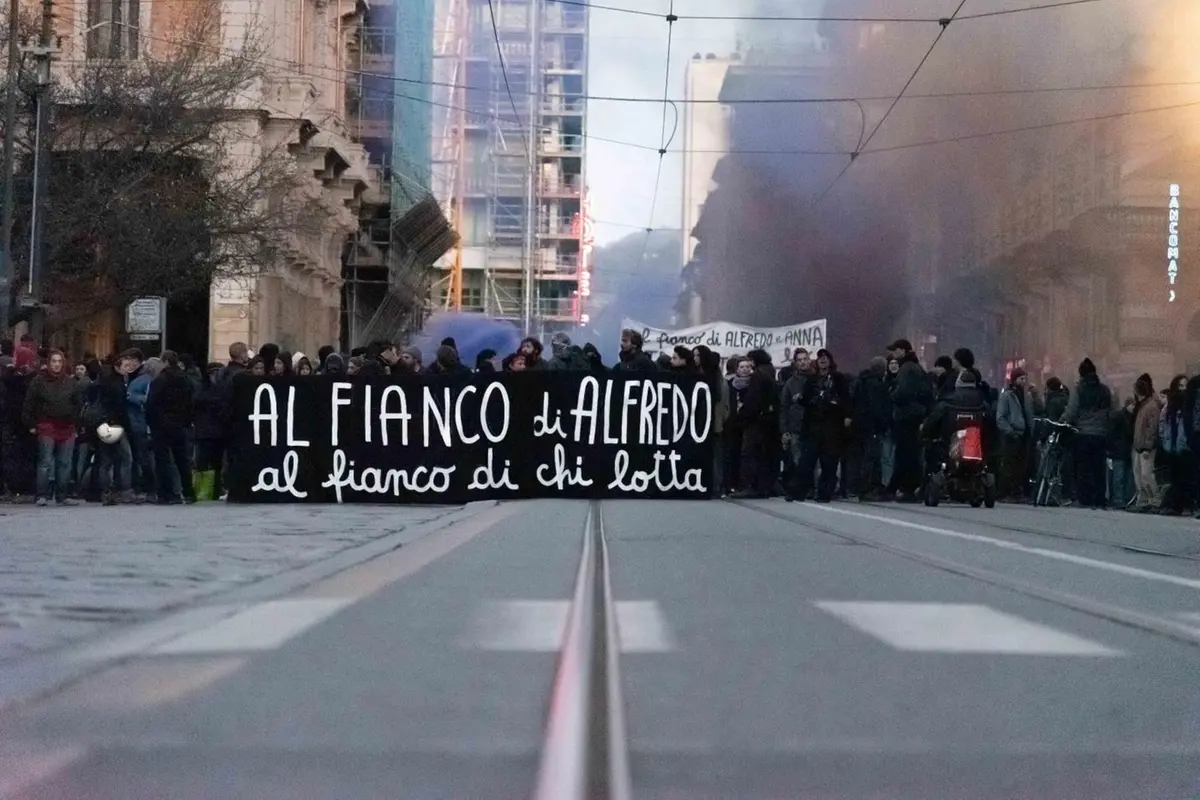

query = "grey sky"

[{"left": 585, "top": 0, "right": 740, "bottom": 246}]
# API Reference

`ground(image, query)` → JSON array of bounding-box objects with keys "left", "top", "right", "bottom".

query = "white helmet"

[{"left": 96, "top": 423, "right": 125, "bottom": 444}]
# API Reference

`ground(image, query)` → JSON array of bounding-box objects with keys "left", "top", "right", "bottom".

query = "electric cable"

[
  {"left": 80, "top": 14, "right": 1200, "bottom": 163},
  {"left": 485, "top": 0, "right": 529, "bottom": 153},
  {"left": 631, "top": 0, "right": 677, "bottom": 275},
  {"left": 543, "top": 0, "right": 1107, "bottom": 23},
  {"left": 813, "top": 0, "right": 968, "bottom": 205}
]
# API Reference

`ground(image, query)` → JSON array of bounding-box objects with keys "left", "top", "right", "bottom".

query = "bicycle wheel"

[{"left": 1035, "top": 450, "right": 1059, "bottom": 507}]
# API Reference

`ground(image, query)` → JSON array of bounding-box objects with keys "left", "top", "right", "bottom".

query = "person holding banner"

[
  {"left": 732, "top": 350, "right": 779, "bottom": 498},
  {"left": 792, "top": 349, "right": 851, "bottom": 503}
]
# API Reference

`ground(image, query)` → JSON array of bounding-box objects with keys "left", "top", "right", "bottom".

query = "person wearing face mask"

[{"left": 727, "top": 357, "right": 755, "bottom": 494}]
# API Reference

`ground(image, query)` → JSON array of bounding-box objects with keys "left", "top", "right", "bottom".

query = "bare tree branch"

[{"left": 5, "top": 7, "right": 334, "bottom": 318}]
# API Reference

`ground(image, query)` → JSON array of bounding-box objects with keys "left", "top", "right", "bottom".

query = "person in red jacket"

[{"left": 22, "top": 350, "right": 85, "bottom": 506}]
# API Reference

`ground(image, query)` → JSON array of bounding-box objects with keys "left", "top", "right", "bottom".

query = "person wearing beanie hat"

[
  {"left": 1042, "top": 376, "right": 1070, "bottom": 424},
  {"left": 789, "top": 346, "right": 850, "bottom": 503},
  {"left": 397, "top": 345, "right": 422, "bottom": 374},
  {"left": 1063, "top": 354, "right": 1115, "bottom": 508},
  {"left": 885, "top": 338, "right": 929, "bottom": 501},
  {"left": 996, "top": 367, "right": 1035, "bottom": 500},
  {"left": 475, "top": 349, "right": 498, "bottom": 373},
  {"left": 921, "top": 361, "right": 990, "bottom": 451},
  {"left": 932, "top": 355, "right": 957, "bottom": 401}
]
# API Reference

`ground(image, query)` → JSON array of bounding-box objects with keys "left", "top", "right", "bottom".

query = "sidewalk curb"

[{"left": 0, "top": 501, "right": 499, "bottom": 714}]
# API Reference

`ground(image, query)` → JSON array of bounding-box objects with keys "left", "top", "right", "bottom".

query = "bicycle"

[{"left": 1032, "top": 417, "right": 1077, "bottom": 507}]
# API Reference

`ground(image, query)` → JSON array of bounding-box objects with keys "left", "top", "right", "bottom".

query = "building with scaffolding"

[
  {"left": 343, "top": 0, "right": 457, "bottom": 348},
  {"left": 429, "top": 0, "right": 591, "bottom": 338}
]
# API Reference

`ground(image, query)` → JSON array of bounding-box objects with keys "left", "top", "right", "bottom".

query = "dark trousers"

[
  {"left": 1072, "top": 434, "right": 1108, "bottom": 508},
  {"left": 740, "top": 422, "right": 773, "bottom": 495},
  {"left": 1164, "top": 450, "right": 1194, "bottom": 513},
  {"left": 153, "top": 427, "right": 195, "bottom": 501},
  {"left": 0, "top": 422, "right": 34, "bottom": 495},
  {"left": 855, "top": 433, "right": 884, "bottom": 496},
  {"left": 97, "top": 437, "right": 133, "bottom": 494},
  {"left": 1000, "top": 436, "right": 1030, "bottom": 498},
  {"left": 795, "top": 434, "right": 841, "bottom": 502},
  {"left": 722, "top": 427, "right": 742, "bottom": 493},
  {"left": 891, "top": 423, "right": 922, "bottom": 495}
]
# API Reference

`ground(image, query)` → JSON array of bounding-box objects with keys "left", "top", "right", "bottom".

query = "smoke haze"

[{"left": 701, "top": 0, "right": 1200, "bottom": 366}]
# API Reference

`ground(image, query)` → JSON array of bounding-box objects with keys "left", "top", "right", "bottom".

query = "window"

[{"left": 87, "top": 0, "right": 140, "bottom": 59}]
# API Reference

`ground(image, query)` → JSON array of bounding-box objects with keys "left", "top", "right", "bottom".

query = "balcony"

[
  {"left": 538, "top": 218, "right": 579, "bottom": 238},
  {"left": 541, "top": 98, "right": 585, "bottom": 116},
  {"left": 539, "top": 136, "right": 583, "bottom": 156},
  {"left": 537, "top": 297, "right": 578, "bottom": 319},
  {"left": 543, "top": 7, "right": 587, "bottom": 32},
  {"left": 538, "top": 174, "right": 582, "bottom": 198},
  {"left": 536, "top": 252, "right": 579, "bottom": 272},
  {"left": 542, "top": 58, "right": 585, "bottom": 73}
]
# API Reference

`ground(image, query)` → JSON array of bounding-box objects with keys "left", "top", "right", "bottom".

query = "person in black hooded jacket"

[
  {"left": 850, "top": 356, "right": 890, "bottom": 499},
  {"left": 732, "top": 349, "right": 778, "bottom": 498},
  {"left": 793, "top": 348, "right": 850, "bottom": 503},
  {"left": 887, "top": 338, "right": 933, "bottom": 501},
  {"left": 146, "top": 350, "right": 196, "bottom": 504}
]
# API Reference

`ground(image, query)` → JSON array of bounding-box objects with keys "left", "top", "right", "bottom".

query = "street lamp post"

[
  {"left": 19, "top": 0, "right": 54, "bottom": 341},
  {"left": 0, "top": 0, "right": 21, "bottom": 336}
]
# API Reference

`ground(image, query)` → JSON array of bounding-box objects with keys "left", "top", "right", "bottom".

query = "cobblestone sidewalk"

[{"left": 0, "top": 503, "right": 466, "bottom": 663}]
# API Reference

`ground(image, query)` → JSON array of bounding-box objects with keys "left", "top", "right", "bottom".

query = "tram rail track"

[
  {"left": 728, "top": 498, "right": 1200, "bottom": 651},
  {"left": 858, "top": 501, "right": 1200, "bottom": 562}
]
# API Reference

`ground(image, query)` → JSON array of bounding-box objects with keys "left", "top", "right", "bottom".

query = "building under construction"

[
  {"left": 343, "top": 0, "right": 458, "bottom": 348},
  {"left": 429, "top": 0, "right": 592, "bottom": 337}
]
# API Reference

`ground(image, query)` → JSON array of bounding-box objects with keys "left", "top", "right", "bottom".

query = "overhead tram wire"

[
  {"left": 110, "top": 14, "right": 1200, "bottom": 127},
  {"left": 486, "top": 0, "right": 529, "bottom": 153},
  {"left": 113, "top": 18, "right": 1200, "bottom": 162},
  {"left": 544, "top": 0, "right": 1104, "bottom": 23},
  {"left": 812, "top": 0, "right": 969, "bottom": 206},
  {"left": 632, "top": 0, "right": 678, "bottom": 275}
]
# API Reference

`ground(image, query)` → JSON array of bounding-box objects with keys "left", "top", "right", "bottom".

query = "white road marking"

[
  {"left": 461, "top": 600, "right": 674, "bottom": 653},
  {"left": 149, "top": 599, "right": 354, "bottom": 655},
  {"left": 0, "top": 743, "right": 86, "bottom": 797},
  {"left": 815, "top": 601, "right": 1123, "bottom": 656},
  {"left": 71, "top": 604, "right": 246, "bottom": 662},
  {"left": 805, "top": 504, "right": 1200, "bottom": 591},
  {"left": 1176, "top": 612, "right": 1200, "bottom": 625},
  {"left": 615, "top": 600, "right": 675, "bottom": 653}
]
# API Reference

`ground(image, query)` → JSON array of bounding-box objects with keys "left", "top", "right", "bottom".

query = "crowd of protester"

[
  {"left": 2, "top": 326, "right": 1197, "bottom": 517},
  {"left": 0, "top": 330, "right": 646, "bottom": 505},
  {"left": 713, "top": 334, "right": 1200, "bottom": 518}
]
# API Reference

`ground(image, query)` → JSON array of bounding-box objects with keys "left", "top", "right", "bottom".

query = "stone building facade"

[{"left": 43, "top": 0, "right": 382, "bottom": 361}]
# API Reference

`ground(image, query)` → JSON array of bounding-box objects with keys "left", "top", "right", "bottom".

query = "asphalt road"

[{"left": 2, "top": 497, "right": 1199, "bottom": 799}]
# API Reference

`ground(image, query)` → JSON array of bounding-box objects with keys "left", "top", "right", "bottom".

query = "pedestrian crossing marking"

[
  {"left": 815, "top": 601, "right": 1123, "bottom": 656},
  {"left": 149, "top": 599, "right": 354, "bottom": 655},
  {"left": 460, "top": 600, "right": 674, "bottom": 652}
]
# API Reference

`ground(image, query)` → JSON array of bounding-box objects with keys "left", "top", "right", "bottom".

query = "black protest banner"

[{"left": 225, "top": 372, "right": 715, "bottom": 504}]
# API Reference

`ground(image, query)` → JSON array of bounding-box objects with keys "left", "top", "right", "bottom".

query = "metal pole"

[
  {"left": 23, "top": 0, "right": 50, "bottom": 341},
  {"left": 520, "top": 0, "right": 541, "bottom": 335},
  {"left": 0, "top": 0, "right": 20, "bottom": 334}
]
